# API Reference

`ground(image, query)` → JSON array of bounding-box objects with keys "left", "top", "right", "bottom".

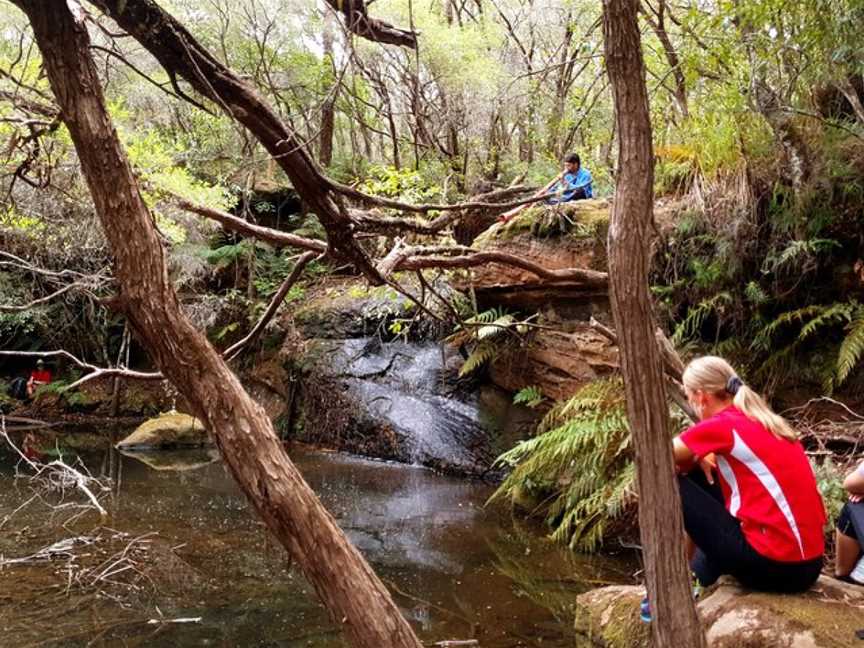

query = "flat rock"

[
  {"left": 116, "top": 412, "right": 210, "bottom": 449},
  {"left": 574, "top": 576, "right": 864, "bottom": 647}
]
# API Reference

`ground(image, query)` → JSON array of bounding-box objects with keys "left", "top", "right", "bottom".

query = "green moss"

[
  {"left": 575, "top": 587, "right": 649, "bottom": 648},
  {"left": 474, "top": 199, "right": 610, "bottom": 246}
]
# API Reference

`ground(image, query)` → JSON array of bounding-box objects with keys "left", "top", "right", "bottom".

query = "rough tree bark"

[
  {"left": 601, "top": 0, "right": 707, "bottom": 646},
  {"left": 11, "top": 2, "right": 422, "bottom": 646}
]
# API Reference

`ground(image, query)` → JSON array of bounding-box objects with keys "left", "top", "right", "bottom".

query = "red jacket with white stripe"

[{"left": 681, "top": 406, "right": 826, "bottom": 562}]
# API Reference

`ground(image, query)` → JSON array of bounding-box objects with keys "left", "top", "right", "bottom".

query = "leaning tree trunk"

[
  {"left": 11, "top": 2, "right": 422, "bottom": 646},
  {"left": 601, "top": 1, "right": 707, "bottom": 646}
]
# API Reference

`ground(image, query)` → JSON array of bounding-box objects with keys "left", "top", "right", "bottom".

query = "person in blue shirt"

[{"left": 547, "top": 153, "right": 593, "bottom": 203}]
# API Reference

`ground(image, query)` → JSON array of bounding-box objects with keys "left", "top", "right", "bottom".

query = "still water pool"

[{"left": 0, "top": 438, "right": 633, "bottom": 647}]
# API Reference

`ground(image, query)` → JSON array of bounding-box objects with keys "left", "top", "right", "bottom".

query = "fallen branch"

[
  {"left": 176, "top": 198, "right": 328, "bottom": 254},
  {"left": 1, "top": 416, "right": 110, "bottom": 519},
  {"left": 224, "top": 251, "right": 318, "bottom": 360},
  {"left": 331, "top": 179, "right": 556, "bottom": 214},
  {"left": 589, "top": 317, "right": 696, "bottom": 422},
  {"left": 0, "top": 349, "right": 162, "bottom": 391},
  {"left": 177, "top": 197, "right": 609, "bottom": 287},
  {"left": 397, "top": 249, "right": 609, "bottom": 286}
]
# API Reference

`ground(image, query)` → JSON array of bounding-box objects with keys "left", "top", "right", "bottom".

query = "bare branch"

[
  {"left": 0, "top": 350, "right": 162, "bottom": 390},
  {"left": 396, "top": 247, "right": 609, "bottom": 286},
  {"left": 0, "top": 282, "right": 94, "bottom": 313},
  {"left": 330, "top": 179, "right": 551, "bottom": 214},
  {"left": 324, "top": 0, "right": 418, "bottom": 48},
  {"left": 176, "top": 198, "right": 328, "bottom": 254},
  {"left": 224, "top": 251, "right": 318, "bottom": 360}
]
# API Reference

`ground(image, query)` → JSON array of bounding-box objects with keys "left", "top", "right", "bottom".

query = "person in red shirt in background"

[
  {"left": 26, "top": 358, "right": 52, "bottom": 398},
  {"left": 672, "top": 356, "right": 826, "bottom": 593}
]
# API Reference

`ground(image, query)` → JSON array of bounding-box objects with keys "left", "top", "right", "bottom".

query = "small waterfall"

[{"left": 310, "top": 337, "right": 517, "bottom": 475}]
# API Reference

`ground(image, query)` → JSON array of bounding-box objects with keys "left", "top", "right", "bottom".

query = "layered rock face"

[
  {"left": 466, "top": 199, "right": 610, "bottom": 310},
  {"left": 460, "top": 199, "right": 618, "bottom": 400}
]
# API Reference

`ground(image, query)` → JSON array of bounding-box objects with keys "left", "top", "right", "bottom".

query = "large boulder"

[
  {"left": 489, "top": 324, "right": 619, "bottom": 401},
  {"left": 116, "top": 412, "right": 210, "bottom": 449},
  {"left": 574, "top": 576, "right": 864, "bottom": 647},
  {"left": 292, "top": 277, "right": 448, "bottom": 340},
  {"left": 466, "top": 199, "right": 610, "bottom": 310}
]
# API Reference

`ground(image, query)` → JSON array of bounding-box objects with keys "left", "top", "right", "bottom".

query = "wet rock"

[
  {"left": 116, "top": 412, "right": 210, "bottom": 450},
  {"left": 489, "top": 324, "right": 619, "bottom": 401},
  {"left": 574, "top": 576, "right": 864, "bottom": 647},
  {"left": 289, "top": 338, "right": 530, "bottom": 476}
]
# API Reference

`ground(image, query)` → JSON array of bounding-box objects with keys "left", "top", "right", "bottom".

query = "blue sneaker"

[
  {"left": 639, "top": 596, "right": 651, "bottom": 623},
  {"left": 639, "top": 584, "right": 700, "bottom": 623}
]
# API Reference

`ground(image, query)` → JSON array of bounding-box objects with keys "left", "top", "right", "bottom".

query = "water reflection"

[{"left": 0, "top": 437, "right": 632, "bottom": 647}]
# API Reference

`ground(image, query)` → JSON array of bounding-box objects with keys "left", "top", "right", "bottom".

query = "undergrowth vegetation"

[
  {"left": 653, "top": 134, "right": 864, "bottom": 399},
  {"left": 490, "top": 378, "right": 636, "bottom": 552}
]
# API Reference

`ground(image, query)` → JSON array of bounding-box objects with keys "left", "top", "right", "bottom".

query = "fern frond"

[
  {"left": 477, "top": 314, "right": 515, "bottom": 339},
  {"left": 672, "top": 292, "right": 731, "bottom": 345},
  {"left": 836, "top": 307, "right": 864, "bottom": 386},
  {"left": 458, "top": 340, "right": 498, "bottom": 376},
  {"left": 752, "top": 303, "right": 832, "bottom": 352},
  {"left": 489, "top": 377, "right": 641, "bottom": 551}
]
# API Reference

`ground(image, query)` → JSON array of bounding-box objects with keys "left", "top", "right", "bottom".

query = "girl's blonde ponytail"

[
  {"left": 733, "top": 384, "right": 797, "bottom": 440},
  {"left": 682, "top": 356, "right": 798, "bottom": 441}
]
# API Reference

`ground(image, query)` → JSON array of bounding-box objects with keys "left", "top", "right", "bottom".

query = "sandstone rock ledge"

[{"left": 574, "top": 576, "right": 864, "bottom": 648}]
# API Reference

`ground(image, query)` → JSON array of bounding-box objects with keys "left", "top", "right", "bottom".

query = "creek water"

[{"left": 0, "top": 440, "right": 633, "bottom": 647}]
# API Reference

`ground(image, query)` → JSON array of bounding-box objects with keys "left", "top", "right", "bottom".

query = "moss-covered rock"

[
  {"left": 474, "top": 198, "right": 611, "bottom": 246},
  {"left": 465, "top": 199, "right": 611, "bottom": 311},
  {"left": 116, "top": 412, "right": 209, "bottom": 449},
  {"left": 575, "top": 576, "right": 864, "bottom": 648},
  {"left": 293, "top": 279, "right": 417, "bottom": 339}
]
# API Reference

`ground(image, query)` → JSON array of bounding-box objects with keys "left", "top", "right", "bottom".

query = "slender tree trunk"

[
  {"left": 13, "top": 2, "right": 422, "bottom": 646},
  {"left": 642, "top": 0, "right": 688, "bottom": 119},
  {"left": 836, "top": 76, "right": 864, "bottom": 126},
  {"left": 319, "top": 12, "right": 336, "bottom": 167},
  {"left": 601, "top": 1, "right": 707, "bottom": 646}
]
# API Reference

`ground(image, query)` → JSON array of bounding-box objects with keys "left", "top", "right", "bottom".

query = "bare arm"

[
  {"left": 844, "top": 465, "right": 864, "bottom": 496},
  {"left": 673, "top": 436, "right": 694, "bottom": 465},
  {"left": 674, "top": 436, "right": 716, "bottom": 483}
]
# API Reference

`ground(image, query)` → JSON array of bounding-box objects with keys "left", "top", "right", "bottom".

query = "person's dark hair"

[{"left": 564, "top": 153, "right": 581, "bottom": 166}]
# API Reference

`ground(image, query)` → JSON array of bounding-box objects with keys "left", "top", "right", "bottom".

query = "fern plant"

[
  {"left": 447, "top": 307, "right": 524, "bottom": 376},
  {"left": 513, "top": 385, "right": 545, "bottom": 408},
  {"left": 752, "top": 300, "right": 864, "bottom": 390},
  {"left": 489, "top": 378, "right": 638, "bottom": 552},
  {"left": 671, "top": 291, "right": 732, "bottom": 345}
]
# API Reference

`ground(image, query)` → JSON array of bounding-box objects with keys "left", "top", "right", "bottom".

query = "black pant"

[
  {"left": 678, "top": 473, "right": 822, "bottom": 592},
  {"left": 837, "top": 502, "right": 861, "bottom": 542}
]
